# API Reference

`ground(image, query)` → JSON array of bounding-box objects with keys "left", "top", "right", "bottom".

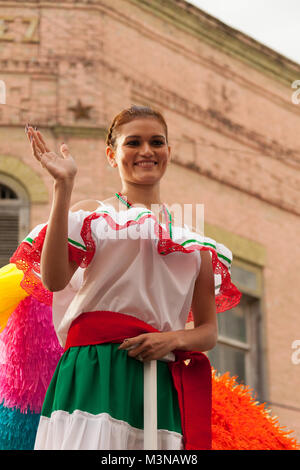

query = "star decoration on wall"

[{"left": 68, "top": 99, "right": 93, "bottom": 120}]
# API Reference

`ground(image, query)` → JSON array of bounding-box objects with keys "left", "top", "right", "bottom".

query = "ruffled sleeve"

[
  {"left": 10, "top": 210, "right": 100, "bottom": 306},
  {"left": 156, "top": 223, "right": 242, "bottom": 315}
]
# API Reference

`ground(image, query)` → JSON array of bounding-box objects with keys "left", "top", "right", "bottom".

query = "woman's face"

[{"left": 106, "top": 118, "right": 171, "bottom": 185}]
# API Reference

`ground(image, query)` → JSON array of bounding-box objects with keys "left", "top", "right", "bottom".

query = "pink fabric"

[{"left": 0, "top": 295, "right": 63, "bottom": 413}]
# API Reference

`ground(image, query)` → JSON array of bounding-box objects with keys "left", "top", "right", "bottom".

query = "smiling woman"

[
  {"left": 6, "top": 105, "right": 242, "bottom": 450},
  {"left": 105, "top": 112, "right": 171, "bottom": 200}
]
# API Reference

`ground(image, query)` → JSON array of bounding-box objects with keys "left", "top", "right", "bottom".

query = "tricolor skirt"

[{"left": 34, "top": 343, "right": 184, "bottom": 450}]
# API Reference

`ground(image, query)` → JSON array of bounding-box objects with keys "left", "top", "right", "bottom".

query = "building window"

[
  {"left": 208, "top": 294, "right": 253, "bottom": 385},
  {"left": 0, "top": 183, "right": 19, "bottom": 267},
  {"left": 0, "top": 178, "right": 30, "bottom": 268},
  {"left": 0, "top": 184, "right": 18, "bottom": 199},
  {"left": 207, "top": 260, "right": 264, "bottom": 399}
]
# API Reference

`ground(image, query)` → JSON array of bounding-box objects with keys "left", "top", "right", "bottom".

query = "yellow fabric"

[{"left": 0, "top": 263, "right": 28, "bottom": 332}]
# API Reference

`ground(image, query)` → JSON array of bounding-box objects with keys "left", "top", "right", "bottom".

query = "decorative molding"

[
  {"left": 231, "top": 259, "right": 263, "bottom": 298},
  {"left": 127, "top": 0, "right": 300, "bottom": 87},
  {"left": 131, "top": 87, "right": 300, "bottom": 217},
  {"left": 0, "top": 57, "right": 59, "bottom": 74},
  {"left": 68, "top": 99, "right": 93, "bottom": 121},
  {"left": 131, "top": 87, "right": 299, "bottom": 169},
  {"left": 204, "top": 221, "right": 266, "bottom": 268},
  {"left": 0, "top": 155, "right": 48, "bottom": 203},
  {"left": 52, "top": 125, "right": 106, "bottom": 138},
  {"left": 0, "top": 1, "right": 299, "bottom": 216},
  {"left": 7, "top": 51, "right": 298, "bottom": 166},
  {"left": 0, "top": 15, "right": 39, "bottom": 43},
  {"left": 2, "top": 1, "right": 300, "bottom": 86},
  {"left": 0, "top": 172, "right": 28, "bottom": 203}
]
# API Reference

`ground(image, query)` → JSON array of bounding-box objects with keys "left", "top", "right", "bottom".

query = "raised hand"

[{"left": 25, "top": 124, "right": 77, "bottom": 183}]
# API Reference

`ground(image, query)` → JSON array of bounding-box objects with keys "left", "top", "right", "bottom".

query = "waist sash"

[{"left": 64, "top": 310, "right": 212, "bottom": 450}]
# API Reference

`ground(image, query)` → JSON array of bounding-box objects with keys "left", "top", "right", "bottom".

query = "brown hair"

[{"left": 105, "top": 104, "right": 168, "bottom": 150}]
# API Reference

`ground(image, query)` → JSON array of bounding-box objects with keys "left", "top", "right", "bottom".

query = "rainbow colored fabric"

[{"left": 0, "top": 264, "right": 63, "bottom": 449}]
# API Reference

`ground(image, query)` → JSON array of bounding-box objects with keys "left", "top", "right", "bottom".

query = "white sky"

[{"left": 185, "top": 0, "right": 300, "bottom": 65}]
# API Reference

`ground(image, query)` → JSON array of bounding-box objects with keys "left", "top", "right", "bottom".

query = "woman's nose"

[{"left": 139, "top": 143, "right": 154, "bottom": 155}]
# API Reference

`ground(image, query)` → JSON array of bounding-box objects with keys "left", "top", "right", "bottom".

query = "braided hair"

[{"left": 105, "top": 104, "right": 168, "bottom": 150}]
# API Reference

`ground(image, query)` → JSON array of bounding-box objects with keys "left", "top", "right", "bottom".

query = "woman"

[{"left": 11, "top": 105, "right": 241, "bottom": 450}]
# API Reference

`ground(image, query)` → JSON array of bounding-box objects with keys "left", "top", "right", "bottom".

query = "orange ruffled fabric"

[{"left": 211, "top": 370, "right": 300, "bottom": 450}]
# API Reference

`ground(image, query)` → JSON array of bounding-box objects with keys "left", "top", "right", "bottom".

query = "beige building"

[{"left": 0, "top": 0, "right": 299, "bottom": 441}]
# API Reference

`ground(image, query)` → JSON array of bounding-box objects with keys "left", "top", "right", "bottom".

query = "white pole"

[
  {"left": 144, "top": 360, "right": 157, "bottom": 450},
  {"left": 143, "top": 352, "right": 175, "bottom": 450}
]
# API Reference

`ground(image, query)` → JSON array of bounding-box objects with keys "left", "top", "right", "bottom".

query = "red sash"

[{"left": 64, "top": 310, "right": 212, "bottom": 450}]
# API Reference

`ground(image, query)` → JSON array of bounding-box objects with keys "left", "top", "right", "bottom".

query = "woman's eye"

[{"left": 127, "top": 140, "right": 164, "bottom": 146}]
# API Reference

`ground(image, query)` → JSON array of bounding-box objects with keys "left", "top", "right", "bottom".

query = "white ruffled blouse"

[{"left": 12, "top": 200, "right": 239, "bottom": 348}]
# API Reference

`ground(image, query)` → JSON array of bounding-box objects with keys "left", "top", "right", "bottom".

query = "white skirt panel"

[{"left": 34, "top": 410, "right": 184, "bottom": 450}]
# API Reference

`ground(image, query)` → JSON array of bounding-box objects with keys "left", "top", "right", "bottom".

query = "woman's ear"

[{"left": 106, "top": 146, "right": 117, "bottom": 168}]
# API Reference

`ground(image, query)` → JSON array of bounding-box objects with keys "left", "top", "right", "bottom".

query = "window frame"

[
  {"left": 0, "top": 175, "right": 30, "bottom": 266},
  {"left": 207, "top": 259, "right": 266, "bottom": 401}
]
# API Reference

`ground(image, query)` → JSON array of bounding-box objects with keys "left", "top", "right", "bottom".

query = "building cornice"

[
  {"left": 52, "top": 125, "right": 106, "bottom": 139},
  {"left": 1, "top": 0, "right": 299, "bottom": 87},
  {"left": 128, "top": 0, "right": 300, "bottom": 87},
  {"left": 0, "top": 155, "right": 48, "bottom": 203}
]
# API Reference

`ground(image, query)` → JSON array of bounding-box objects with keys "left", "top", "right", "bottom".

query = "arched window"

[
  {"left": 0, "top": 184, "right": 18, "bottom": 199},
  {"left": 0, "top": 176, "right": 30, "bottom": 267}
]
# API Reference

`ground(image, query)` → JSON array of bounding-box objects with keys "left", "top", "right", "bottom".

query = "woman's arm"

[
  {"left": 175, "top": 250, "right": 218, "bottom": 352},
  {"left": 41, "top": 180, "right": 78, "bottom": 292},
  {"left": 26, "top": 126, "right": 79, "bottom": 292}
]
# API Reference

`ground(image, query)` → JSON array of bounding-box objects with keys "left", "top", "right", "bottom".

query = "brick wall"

[{"left": 1, "top": 0, "right": 300, "bottom": 441}]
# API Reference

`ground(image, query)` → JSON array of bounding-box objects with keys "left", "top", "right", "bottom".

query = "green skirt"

[{"left": 34, "top": 343, "right": 184, "bottom": 450}]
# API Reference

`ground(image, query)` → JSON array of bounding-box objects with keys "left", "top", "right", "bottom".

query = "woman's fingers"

[
  {"left": 26, "top": 128, "right": 41, "bottom": 154},
  {"left": 30, "top": 128, "right": 45, "bottom": 154},
  {"left": 26, "top": 125, "right": 52, "bottom": 167},
  {"left": 25, "top": 125, "right": 33, "bottom": 145},
  {"left": 26, "top": 125, "right": 48, "bottom": 154},
  {"left": 60, "top": 142, "right": 68, "bottom": 156},
  {"left": 118, "top": 332, "right": 175, "bottom": 362},
  {"left": 31, "top": 137, "right": 43, "bottom": 164},
  {"left": 25, "top": 123, "right": 77, "bottom": 180},
  {"left": 29, "top": 132, "right": 44, "bottom": 166},
  {"left": 36, "top": 130, "right": 51, "bottom": 153}
]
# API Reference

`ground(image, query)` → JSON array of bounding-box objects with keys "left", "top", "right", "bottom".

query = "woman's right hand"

[{"left": 26, "top": 125, "right": 78, "bottom": 183}]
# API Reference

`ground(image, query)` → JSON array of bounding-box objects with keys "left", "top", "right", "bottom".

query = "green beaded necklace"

[{"left": 115, "top": 191, "right": 172, "bottom": 239}]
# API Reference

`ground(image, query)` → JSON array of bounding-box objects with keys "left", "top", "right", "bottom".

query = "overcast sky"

[{"left": 186, "top": 0, "right": 300, "bottom": 65}]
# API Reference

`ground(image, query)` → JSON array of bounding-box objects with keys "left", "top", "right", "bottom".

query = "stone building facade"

[{"left": 0, "top": 0, "right": 299, "bottom": 441}]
